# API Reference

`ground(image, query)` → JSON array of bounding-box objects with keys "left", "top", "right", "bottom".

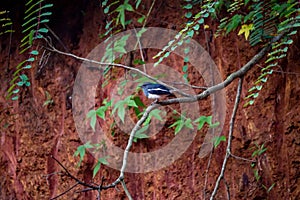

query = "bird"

[{"left": 140, "top": 82, "right": 173, "bottom": 100}]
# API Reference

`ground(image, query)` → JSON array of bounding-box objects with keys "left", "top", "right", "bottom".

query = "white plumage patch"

[
  {"left": 147, "top": 93, "right": 162, "bottom": 99},
  {"left": 148, "top": 88, "right": 169, "bottom": 92}
]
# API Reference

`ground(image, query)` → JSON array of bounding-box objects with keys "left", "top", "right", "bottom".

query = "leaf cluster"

[{"left": 6, "top": 0, "right": 52, "bottom": 100}]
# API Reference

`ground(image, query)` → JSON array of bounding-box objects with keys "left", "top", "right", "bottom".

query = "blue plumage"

[{"left": 141, "top": 82, "right": 172, "bottom": 99}]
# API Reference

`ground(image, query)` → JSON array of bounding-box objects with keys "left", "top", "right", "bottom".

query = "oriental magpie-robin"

[{"left": 141, "top": 82, "right": 173, "bottom": 99}]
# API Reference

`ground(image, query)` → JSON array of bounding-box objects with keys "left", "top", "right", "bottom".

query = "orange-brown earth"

[{"left": 0, "top": 1, "right": 299, "bottom": 199}]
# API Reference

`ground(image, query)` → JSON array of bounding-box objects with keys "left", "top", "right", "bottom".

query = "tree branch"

[
  {"left": 121, "top": 179, "right": 133, "bottom": 200},
  {"left": 159, "top": 33, "right": 284, "bottom": 105},
  {"left": 46, "top": 43, "right": 192, "bottom": 98},
  {"left": 209, "top": 78, "right": 243, "bottom": 200}
]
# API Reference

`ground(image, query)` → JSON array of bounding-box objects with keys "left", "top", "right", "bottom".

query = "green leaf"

[
  {"left": 182, "top": 65, "right": 188, "bottom": 72},
  {"left": 87, "top": 110, "right": 97, "bottom": 131},
  {"left": 16, "top": 82, "right": 24, "bottom": 86},
  {"left": 30, "top": 50, "right": 39, "bottom": 55},
  {"left": 126, "top": 99, "right": 138, "bottom": 108},
  {"left": 119, "top": 10, "right": 125, "bottom": 28},
  {"left": 74, "top": 142, "right": 93, "bottom": 166},
  {"left": 253, "top": 93, "right": 259, "bottom": 98},
  {"left": 143, "top": 109, "right": 163, "bottom": 125},
  {"left": 183, "top": 4, "right": 193, "bottom": 9},
  {"left": 187, "top": 30, "right": 194, "bottom": 37},
  {"left": 104, "top": 6, "right": 110, "bottom": 14},
  {"left": 124, "top": 2, "right": 134, "bottom": 11},
  {"left": 99, "top": 157, "right": 109, "bottom": 165},
  {"left": 134, "top": 132, "right": 149, "bottom": 139},
  {"left": 225, "top": 14, "right": 242, "bottom": 34},
  {"left": 184, "top": 56, "right": 189, "bottom": 62},
  {"left": 133, "top": 59, "right": 146, "bottom": 65},
  {"left": 163, "top": 51, "right": 170, "bottom": 58},
  {"left": 38, "top": 28, "right": 48, "bottom": 33},
  {"left": 96, "top": 106, "right": 106, "bottom": 119},
  {"left": 193, "top": 24, "right": 200, "bottom": 30},
  {"left": 135, "top": 124, "right": 150, "bottom": 135},
  {"left": 256, "top": 85, "right": 262, "bottom": 91},
  {"left": 136, "top": 27, "right": 147, "bottom": 37},
  {"left": 23, "top": 65, "right": 32, "bottom": 69},
  {"left": 249, "top": 100, "right": 255, "bottom": 105},
  {"left": 118, "top": 105, "right": 126, "bottom": 123},
  {"left": 27, "top": 57, "right": 35, "bottom": 62},
  {"left": 208, "top": 7, "right": 215, "bottom": 13},
  {"left": 184, "top": 48, "right": 190, "bottom": 54},
  {"left": 213, "top": 135, "right": 226, "bottom": 148},
  {"left": 114, "top": 46, "right": 127, "bottom": 53},
  {"left": 12, "top": 96, "right": 18, "bottom": 101},
  {"left": 137, "top": 15, "right": 145, "bottom": 24},
  {"left": 20, "top": 74, "right": 29, "bottom": 81},
  {"left": 93, "top": 161, "right": 101, "bottom": 178},
  {"left": 12, "top": 89, "right": 19, "bottom": 94},
  {"left": 169, "top": 117, "right": 193, "bottom": 135},
  {"left": 183, "top": 73, "right": 188, "bottom": 82},
  {"left": 174, "top": 121, "right": 184, "bottom": 135},
  {"left": 210, "top": 121, "right": 220, "bottom": 128},
  {"left": 135, "top": 0, "right": 142, "bottom": 9},
  {"left": 185, "top": 12, "right": 192, "bottom": 18},
  {"left": 184, "top": 118, "right": 194, "bottom": 129},
  {"left": 149, "top": 109, "right": 163, "bottom": 121},
  {"left": 203, "top": 13, "right": 209, "bottom": 18},
  {"left": 197, "top": 18, "right": 204, "bottom": 24},
  {"left": 194, "top": 116, "right": 212, "bottom": 130},
  {"left": 28, "top": 29, "right": 34, "bottom": 46}
]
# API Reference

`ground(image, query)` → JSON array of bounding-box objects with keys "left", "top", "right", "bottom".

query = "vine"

[
  {"left": 215, "top": 0, "right": 300, "bottom": 106},
  {"left": 6, "top": 0, "right": 53, "bottom": 100}
]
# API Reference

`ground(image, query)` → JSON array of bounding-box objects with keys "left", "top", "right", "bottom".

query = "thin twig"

[
  {"left": 203, "top": 150, "right": 213, "bottom": 199},
  {"left": 133, "top": 28, "right": 147, "bottom": 73},
  {"left": 229, "top": 153, "right": 255, "bottom": 162},
  {"left": 142, "top": 0, "right": 156, "bottom": 29},
  {"left": 223, "top": 179, "right": 231, "bottom": 200},
  {"left": 50, "top": 183, "right": 79, "bottom": 200},
  {"left": 46, "top": 43, "right": 192, "bottom": 98},
  {"left": 51, "top": 156, "right": 99, "bottom": 190},
  {"left": 121, "top": 179, "right": 133, "bottom": 200},
  {"left": 45, "top": 24, "right": 69, "bottom": 52},
  {"left": 209, "top": 78, "right": 243, "bottom": 200},
  {"left": 163, "top": 80, "right": 207, "bottom": 90}
]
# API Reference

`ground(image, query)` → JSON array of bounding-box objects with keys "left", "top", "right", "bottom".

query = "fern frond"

[
  {"left": 0, "top": 10, "right": 14, "bottom": 36},
  {"left": 6, "top": 0, "right": 52, "bottom": 100}
]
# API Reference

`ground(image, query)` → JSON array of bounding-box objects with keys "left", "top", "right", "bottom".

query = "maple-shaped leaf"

[{"left": 238, "top": 24, "right": 253, "bottom": 40}]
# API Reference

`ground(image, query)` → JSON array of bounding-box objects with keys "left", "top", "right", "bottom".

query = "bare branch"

[
  {"left": 121, "top": 103, "right": 159, "bottom": 176},
  {"left": 229, "top": 153, "right": 255, "bottom": 163},
  {"left": 50, "top": 183, "right": 79, "bottom": 200},
  {"left": 121, "top": 179, "right": 133, "bottom": 200},
  {"left": 50, "top": 156, "right": 98, "bottom": 190},
  {"left": 159, "top": 33, "right": 284, "bottom": 105},
  {"left": 209, "top": 78, "right": 243, "bottom": 200},
  {"left": 46, "top": 43, "right": 192, "bottom": 98},
  {"left": 223, "top": 179, "right": 231, "bottom": 200},
  {"left": 133, "top": 27, "right": 147, "bottom": 73},
  {"left": 203, "top": 150, "right": 213, "bottom": 199}
]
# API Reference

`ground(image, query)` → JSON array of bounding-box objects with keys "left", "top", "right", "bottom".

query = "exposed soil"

[{"left": 0, "top": 1, "right": 299, "bottom": 200}]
